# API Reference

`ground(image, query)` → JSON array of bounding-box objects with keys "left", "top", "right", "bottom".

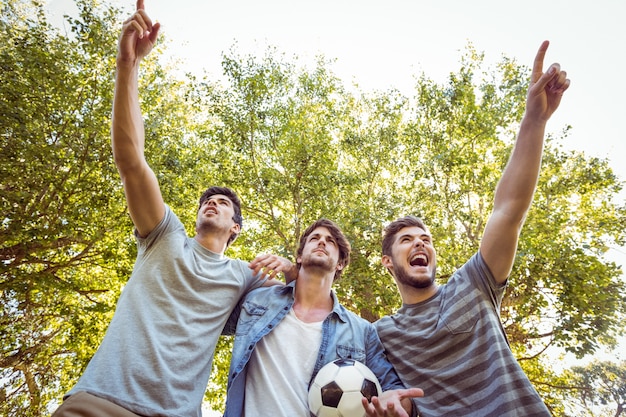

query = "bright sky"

[{"left": 44, "top": 0, "right": 625, "bottom": 410}]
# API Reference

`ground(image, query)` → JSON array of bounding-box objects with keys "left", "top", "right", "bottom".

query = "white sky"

[{"left": 44, "top": 0, "right": 625, "bottom": 411}]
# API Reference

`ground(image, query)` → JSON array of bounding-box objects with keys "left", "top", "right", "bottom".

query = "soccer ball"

[{"left": 308, "top": 358, "right": 382, "bottom": 417}]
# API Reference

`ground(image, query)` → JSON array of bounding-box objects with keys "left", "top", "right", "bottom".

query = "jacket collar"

[{"left": 283, "top": 281, "right": 349, "bottom": 323}]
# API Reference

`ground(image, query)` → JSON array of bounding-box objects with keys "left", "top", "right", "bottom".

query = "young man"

[
  {"left": 52, "top": 2, "right": 293, "bottom": 416},
  {"left": 373, "top": 41, "right": 570, "bottom": 417},
  {"left": 224, "top": 219, "right": 422, "bottom": 417}
]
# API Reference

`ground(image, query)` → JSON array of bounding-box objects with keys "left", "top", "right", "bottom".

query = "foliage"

[
  {"left": 1, "top": 0, "right": 625, "bottom": 415},
  {"left": 568, "top": 360, "right": 626, "bottom": 416},
  {"left": 0, "top": 0, "right": 206, "bottom": 414},
  {"left": 0, "top": 1, "right": 124, "bottom": 415}
]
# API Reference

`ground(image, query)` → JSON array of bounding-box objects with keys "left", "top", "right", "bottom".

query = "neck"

[
  {"left": 193, "top": 233, "right": 228, "bottom": 254},
  {"left": 292, "top": 269, "right": 334, "bottom": 323},
  {"left": 400, "top": 282, "right": 439, "bottom": 305}
]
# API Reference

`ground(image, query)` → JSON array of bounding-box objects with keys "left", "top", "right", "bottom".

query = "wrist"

[
  {"left": 116, "top": 55, "right": 141, "bottom": 72},
  {"left": 520, "top": 113, "right": 548, "bottom": 131}
]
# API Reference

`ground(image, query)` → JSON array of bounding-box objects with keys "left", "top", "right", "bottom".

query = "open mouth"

[{"left": 409, "top": 253, "right": 428, "bottom": 267}]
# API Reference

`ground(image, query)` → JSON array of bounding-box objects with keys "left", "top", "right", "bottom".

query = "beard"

[
  {"left": 301, "top": 252, "right": 335, "bottom": 273},
  {"left": 393, "top": 261, "right": 436, "bottom": 289},
  {"left": 196, "top": 215, "right": 229, "bottom": 235}
]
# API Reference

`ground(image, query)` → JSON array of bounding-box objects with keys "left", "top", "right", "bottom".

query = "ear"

[
  {"left": 230, "top": 222, "right": 241, "bottom": 236},
  {"left": 335, "top": 262, "right": 345, "bottom": 272},
  {"left": 381, "top": 255, "right": 393, "bottom": 272}
]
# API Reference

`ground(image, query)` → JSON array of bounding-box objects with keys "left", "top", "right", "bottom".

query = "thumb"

[{"left": 402, "top": 387, "right": 424, "bottom": 398}]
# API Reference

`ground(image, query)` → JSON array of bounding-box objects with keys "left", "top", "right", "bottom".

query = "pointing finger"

[{"left": 531, "top": 40, "right": 549, "bottom": 84}]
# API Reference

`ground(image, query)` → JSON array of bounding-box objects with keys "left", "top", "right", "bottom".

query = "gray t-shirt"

[
  {"left": 67, "top": 206, "right": 265, "bottom": 416},
  {"left": 375, "top": 252, "right": 551, "bottom": 417}
]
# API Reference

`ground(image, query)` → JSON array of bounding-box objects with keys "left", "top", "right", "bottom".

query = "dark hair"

[
  {"left": 198, "top": 186, "right": 243, "bottom": 246},
  {"left": 296, "top": 219, "right": 351, "bottom": 282},
  {"left": 382, "top": 216, "right": 428, "bottom": 257}
]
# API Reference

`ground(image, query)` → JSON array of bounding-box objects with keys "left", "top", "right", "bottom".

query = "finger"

[
  {"left": 126, "top": 20, "right": 147, "bottom": 39},
  {"left": 531, "top": 40, "right": 549, "bottom": 84},
  {"left": 361, "top": 397, "right": 380, "bottom": 416},
  {"left": 401, "top": 387, "right": 424, "bottom": 398},
  {"left": 533, "top": 63, "right": 561, "bottom": 94},
  {"left": 361, "top": 398, "right": 374, "bottom": 416},
  {"left": 123, "top": 12, "right": 150, "bottom": 39},
  {"left": 549, "top": 70, "right": 569, "bottom": 93},
  {"left": 248, "top": 263, "right": 263, "bottom": 276},
  {"left": 248, "top": 254, "right": 267, "bottom": 268},
  {"left": 148, "top": 22, "right": 160, "bottom": 45},
  {"left": 372, "top": 396, "right": 386, "bottom": 414},
  {"left": 137, "top": 0, "right": 145, "bottom": 11}
]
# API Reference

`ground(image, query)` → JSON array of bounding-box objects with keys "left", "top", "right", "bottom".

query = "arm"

[
  {"left": 112, "top": 0, "right": 164, "bottom": 237},
  {"left": 480, "top": 40, "right": 570, "bottom": 284},
  {"left": 363, "top": 327, "right": 423, "bottom": 416}
]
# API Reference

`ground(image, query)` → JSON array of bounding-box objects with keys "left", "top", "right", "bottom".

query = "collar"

[{"left": 283, "top": 281, "right": 349, "bottom": 323}]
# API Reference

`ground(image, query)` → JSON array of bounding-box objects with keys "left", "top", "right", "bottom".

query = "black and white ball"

[{"left": 308, "top": 358, "right": 382, "bottom": 417}]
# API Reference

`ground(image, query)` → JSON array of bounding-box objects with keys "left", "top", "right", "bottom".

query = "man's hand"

[
  {"left": 249, "top": 254, "right": 298, "bottom": 282},
  {"left": 117, "top": 0, "right": 160, "bottom": 67},
  {"left": 362, "top": 388, "right": 424, "bottom": 417},
  {"left": 525, "top": 40, "right": 570, "bottom": 123}
]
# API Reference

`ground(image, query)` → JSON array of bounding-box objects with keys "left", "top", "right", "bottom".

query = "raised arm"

[
  {"left": 480, "top": 41, "right": 570, "bottom": 284},
  {"left": 112, "top": 0, "right": 164, "bottom": 237}
]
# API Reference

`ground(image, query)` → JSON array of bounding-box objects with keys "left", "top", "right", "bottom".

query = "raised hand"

[
  {"left": 525, "top": 40, "right": 570, "bottom": 123},
  {"left": 117, "top": 0, "right": 161, "bottom": 67}
]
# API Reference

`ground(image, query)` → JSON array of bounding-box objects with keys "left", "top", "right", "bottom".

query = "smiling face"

[{"left": 382, "top": 225, "right": 437, "bottom": 290}]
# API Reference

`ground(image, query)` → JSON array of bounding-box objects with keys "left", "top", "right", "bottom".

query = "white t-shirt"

[{"left": 244, "top": 308, "right": 323, "bottom": 416}]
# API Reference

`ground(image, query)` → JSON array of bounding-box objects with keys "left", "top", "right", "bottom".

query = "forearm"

[
  {"left": 493, "top": 114, "right": 547, "bottom": 219},
  {"left": 111, "top": 62, "right": 146, "bottom": 175}
]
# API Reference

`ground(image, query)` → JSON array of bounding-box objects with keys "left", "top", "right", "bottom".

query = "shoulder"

[
  {"left": 136, "top": 206, "right": 186, "bottom": 249},
  {"left": 245, "top": 283, "right": 290, "bottom": 301}
]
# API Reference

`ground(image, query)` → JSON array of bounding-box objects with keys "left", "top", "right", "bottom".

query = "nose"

[{"left": 413, "top": 237, "right": 424, "bottom": 248}]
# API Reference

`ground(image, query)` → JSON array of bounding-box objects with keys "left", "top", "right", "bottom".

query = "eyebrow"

[
  {"left": 207, "top": 196, "right": 231, "bottom": 204},
  {"left": 398, "top": 232, "right": 431, "bottom": 240},
  {"left": 309, "top": 232, "right": 334, "bottom": 241}
]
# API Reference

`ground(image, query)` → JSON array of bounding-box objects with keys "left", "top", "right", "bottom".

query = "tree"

[
  {"left": 569, "top": 360, "right": 626, "bottom": 416},
  {"left": 204, "top": 42, "right": 626, "bottom": 413},
  {"left": 2, "top": 1, "right": 625, "bottom": 415},
  {"left": 1, "top": 1, "right": 124, "bottom": 414},
  {"left": 0, "top": 1, "right": 209, "bottom": 414}
]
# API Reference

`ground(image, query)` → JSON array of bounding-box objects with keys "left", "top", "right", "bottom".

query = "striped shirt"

[{"left": 375, "top": 252, "right": 551, "bottom": 417}]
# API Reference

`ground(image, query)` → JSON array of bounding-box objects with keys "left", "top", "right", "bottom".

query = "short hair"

[
  {"left": 382, "top": 216, "right": 429, "bottom": 257},
  {"left": 198, "top": 186, "right": 243, "bottom": 246},
  {"left": 296, "top": 219, "right": 351, "bottom": 282}
]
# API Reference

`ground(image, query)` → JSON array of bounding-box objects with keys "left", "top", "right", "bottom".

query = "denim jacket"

[{"left": 223, "top": 281, "right": 407, "bottom": 417}]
